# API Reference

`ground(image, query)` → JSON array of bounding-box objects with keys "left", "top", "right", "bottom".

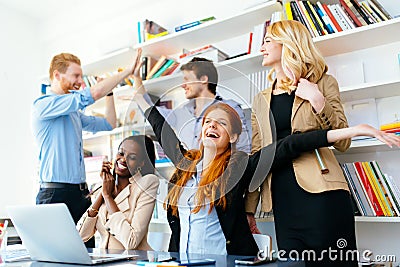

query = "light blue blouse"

[{"left": 178, "top": 162, "right": 227, "bottom": 255}]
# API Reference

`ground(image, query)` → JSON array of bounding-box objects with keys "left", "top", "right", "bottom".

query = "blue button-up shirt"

[
  {"left": 178, "top": 162, "right": 227, "bottom": 255},
  {"left": 32, "top": 88, "right": 112, "bottom": 184}
]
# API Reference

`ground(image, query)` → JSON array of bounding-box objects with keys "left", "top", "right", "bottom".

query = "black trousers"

[
  {"left": 36, "top": 186, "right": 95, "bottom": 248},
  {"left": 272, "top": 166, "right": 358, "bottom": 267}
]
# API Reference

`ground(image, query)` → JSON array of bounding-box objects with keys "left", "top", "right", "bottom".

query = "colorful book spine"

[
  {"left": 303, "top": 1, "right": 325, "bottom": 36},
  {"left": 384, "top": 127, "right": 400, "bottom": 133},
  {"left": 344, "top": 163, "right": 376, "bottom": 216},
  {"left": 353, "top": 162, "right": 384, "bottom": 216},
  {"left": 315, "top": 2, "right": 335, "bottom": 34},
  {"left": 294, "top": 0, "right": 317, "bottom": 37},
  {"left": 336, "top": 4, "right": 357, "bottom": 29},
  {"left": 146, "top": 55, "right": 167, "bottom": 80},
  {"left": 340, "top": 0, "right": 366, "bottom": 27},
  {"left": 360, "top": 1, "right": 381, "bottom": 22},
  {"left": 322, "top": 3, "right": 343, "bottom": 32},
  {"left": 290, "top": 2, "right": 309, "bottom": 33},
  {"left": 380, "top": 122, "right": 400, "bottom": 131},
  {"left": 161, "top": 62, "right": 180, "bottom": 76},
  {"left": 368, "top": 0, "right": 392, "bottom": 20},
  {"left": 328, "top": 5, "right": 349, "bottom": 30},
  {"left": 342, "top": 164, "right": 367, "bottom": 215},
  {"left": 175, "top": 21, "right": 201, "bottom": 32},
  {"left": 179, "top": 45, "right": 213, "bottom": 59},
  {"left": 175, "top": 16, "right": 216, "bottom": 32},
  {"left": 298, "top": 0, "right": 320, "bottom": 36},
  {"left": 151, "top": 59, "right": 176, "bottom": 79},
  {"left": 370, "top": 161, "right": 400, "bottom": 216},
  {"left": 284, "top": 2, "right": 294, "bottom": 20},
  {"left": 306, "top": 1, "right": 328, "bottom": 35},
  {"left": 350, "top": 0, "right": 374, "bottom": 24},
  {"left": 362, "top": 162, "right": 393, "bottom": 216}
]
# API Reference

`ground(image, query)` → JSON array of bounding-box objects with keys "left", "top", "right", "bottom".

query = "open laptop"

[{"left": 7, "top": 203, "right": 137, "bottom": 265}]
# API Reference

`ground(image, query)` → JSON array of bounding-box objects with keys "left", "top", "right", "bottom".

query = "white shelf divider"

[{"left": 134, "top": 1, "right": 281, "bottom": 56}]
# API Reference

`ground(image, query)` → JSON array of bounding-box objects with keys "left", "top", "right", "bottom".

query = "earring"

[{"left": 136, "top": 167, "right": 142, "bottom": 176}]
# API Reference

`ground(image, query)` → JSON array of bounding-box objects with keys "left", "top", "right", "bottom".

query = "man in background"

[
  {"left": 32, "top": 53, "right": 135, "bottom": 235},
  {"left": 141, "top": 57, "right": 251, "bottom": 153}
]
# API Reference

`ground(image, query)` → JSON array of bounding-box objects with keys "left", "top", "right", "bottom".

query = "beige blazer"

[
  {"left": 245, "top": 74, "right": 351, "bottom": 213},
  {"left": 78, "top": 173, "right": 159, "bottom": 250}
]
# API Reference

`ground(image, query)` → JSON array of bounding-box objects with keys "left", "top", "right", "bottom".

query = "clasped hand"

[{"left": 101, "top": 161, "right": 117, "bottom": 198}]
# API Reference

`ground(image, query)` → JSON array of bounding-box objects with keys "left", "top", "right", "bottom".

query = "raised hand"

[
  {"left": 295, "top": 78, "right": 325, "bottom": 113},
  {"left": 131, "top": 48, "right": 143, "bottom": 78},
  {"left": 354, "top": 124, "right": 400, "bottom": 148}
]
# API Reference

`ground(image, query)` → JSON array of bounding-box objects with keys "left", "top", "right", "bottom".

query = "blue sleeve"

[
  {"left": 80, "top": 112, "right": 112, "bottom": 133},
  {"left": 33, "top": 88, "right": 95, "bottom": 120}
]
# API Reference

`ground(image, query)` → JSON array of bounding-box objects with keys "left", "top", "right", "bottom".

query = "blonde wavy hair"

[{"left": 266, "top": 20, "right": 328, "bottom": 92}]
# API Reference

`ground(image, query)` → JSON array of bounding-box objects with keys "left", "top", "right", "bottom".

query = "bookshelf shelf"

[
  {"left": 355, "top": 216, "right": 400, "bottom": 223},
  {"left": 83, "top": 124, "right": 146, "bottom": 141},
  {"left": 140, "top": 19, "right": 400, "bottom": 97},
  {"left": 340, "top": 79, "right": 400, "bottom": 102},
  {"left": 314, "top": 17, "right": 400, "bottom": 57},
  {"left": 143, "top": 52, "right": 265, "bottom": 96},
  {"left": 332, "top": 139, "right": 400, "bottom": 154},
  {"left": 258, "top": 216, "right": 400, "bottom": 223},
  {"left": 133, "top": 1, "right": 281, "bottom": 56}
]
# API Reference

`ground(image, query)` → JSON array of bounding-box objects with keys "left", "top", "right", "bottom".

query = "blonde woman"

[{"left": 245, "top": 20, "right": 356, "bottom": 266}]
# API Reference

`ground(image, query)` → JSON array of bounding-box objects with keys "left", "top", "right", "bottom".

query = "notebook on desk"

[{"left": 7, "top": 203, "right": 137, "bottom": 265}]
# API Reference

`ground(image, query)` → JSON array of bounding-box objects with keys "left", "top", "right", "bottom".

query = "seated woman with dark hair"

[{"left": 78, "top": 135, "right": 159, "bottom": 250}]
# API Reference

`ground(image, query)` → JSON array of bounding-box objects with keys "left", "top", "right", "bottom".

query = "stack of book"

[
  {"left": 82, "top": 70, "right": 134, "bottom": 89},
  {"left": 341, "top": 161, "right": 400, "bottom": 217},
  {"left": 137, "top": 19, "right": 169, "bottom": 43},
  {"left": 282, "top": 0, "right": 392, "bottom": 38},
  {"left": 179, "top": 45, "right": 228, "bottom": 64},
  {"left": 141, "top": 56, "right": 179, "bottom": 80},
  {"left": 380, "top": 121, "right": 400, "bottom": 135},
  {"left": 174, "top": 16, "right": 216, "bottom": 32}
]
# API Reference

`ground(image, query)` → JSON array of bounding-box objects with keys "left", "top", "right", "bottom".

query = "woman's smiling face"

[
  {"left": 201, "top": 108, "right": 238, "bottom": 154},
  {"left": 115, "top": 140, "right": 143, "bottom": 178}
]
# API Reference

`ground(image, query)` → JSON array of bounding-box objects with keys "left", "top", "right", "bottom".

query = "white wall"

[
  {"left": 0, "top": 4, "right": 42, "bottom": 217},
  {"left": 38, "top": 0, "right": 258, "bottom": 74}
]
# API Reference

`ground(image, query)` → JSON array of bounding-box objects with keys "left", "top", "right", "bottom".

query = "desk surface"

[{"left": 2, "top": 249, "right": 304, "bottom": 267}]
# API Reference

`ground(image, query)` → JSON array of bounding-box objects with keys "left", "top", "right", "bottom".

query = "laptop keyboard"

[
  {"left": 90, "top": 255, "right": 113, "bottom": 260},
  {"left": 4, "top": 248, "right": 31, "bottom": 262}
]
